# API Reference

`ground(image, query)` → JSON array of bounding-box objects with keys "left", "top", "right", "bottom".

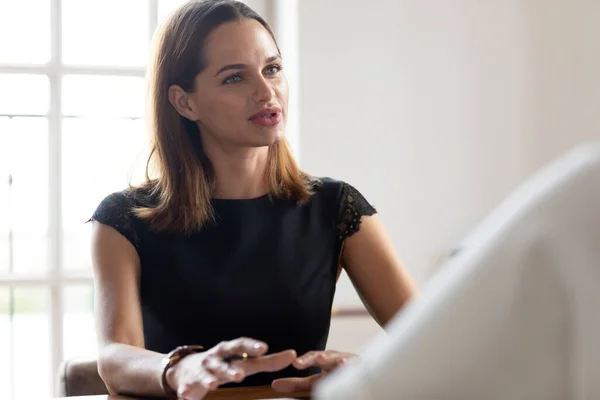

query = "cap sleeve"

[
  {"left": 90, "top": 191, "right": 140, "bottom": 249},
  {"left": 337, "top": 182, "right": 377, "bottom": 241}
]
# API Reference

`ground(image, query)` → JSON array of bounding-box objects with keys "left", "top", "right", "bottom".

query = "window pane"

[
  {"left": 63, "top": 285, "right": 97, "bottom": 361},
  {"left": 0, "top": 74, "right": 50, "bottom": 115},
  {"left": 63, "top": 224, "right": 92, "bottom": 272},
  {"left": 0, "top": 0, "right": 50, "bottom": 64},
  {"left": 62, "top": 0, "right": 149, "bottom": 67},
  {"left": 0, "top": 117, "right": 49, "bottom": 274},
  {"left": 12, "top": 237, "right": 48, "bottom": 275},
  {"left": 0, "top": 288, "right": 10, "bottom": 400},
  {"left": 62, "top": 75, "right": 146, "bottom": 118},
  {"left": 0, "top": 240, "right": 7, "bottom": 274},
  {"left": 0, "top": 118, "right": 9, "bottom": 274},
  {"left": 12, "top": 287, "right": 51, "bottom": 400},
  {"left": 62, "top": 117, "right": 147, "bottom": 270}
]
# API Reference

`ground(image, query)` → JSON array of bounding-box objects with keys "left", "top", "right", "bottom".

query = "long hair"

[{"left": 133, "top": 0, "right": 313, "bottom": 234}]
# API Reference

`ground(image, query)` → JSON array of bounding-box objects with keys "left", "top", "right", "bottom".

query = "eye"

[
  {"left": 264, "top": 64, "right": 282, "bottom": 75},
  {"left": 223, "top": 74, "right": 242, "bottom": 85}
]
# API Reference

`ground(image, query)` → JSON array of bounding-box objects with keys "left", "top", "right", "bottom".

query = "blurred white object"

[{"left": 315, "top": 143, "right": 600, "bottom": 400}]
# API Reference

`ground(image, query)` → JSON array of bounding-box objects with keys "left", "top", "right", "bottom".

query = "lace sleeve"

[
  {"left": 90, "top": 191, "right": 140, "bottom": 249},
  {"left": 337, "top": 182, "right": 377, "bottom": 240}
]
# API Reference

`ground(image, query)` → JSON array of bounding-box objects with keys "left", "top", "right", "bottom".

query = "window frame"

[{"left": 0, "top": 0, "right": 158, "bottom": 397}]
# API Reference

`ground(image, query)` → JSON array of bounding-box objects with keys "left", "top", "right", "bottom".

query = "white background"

[{"left": 296, "top": 0, "right": 600, "bottom": 306}]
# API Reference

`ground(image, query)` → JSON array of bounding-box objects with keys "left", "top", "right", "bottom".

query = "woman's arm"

[
  {"left": 341, "top": 214, "right": 418, "bottom": 326},
  {"left": 272, "top": 214, "right": 418, "bottom": 394},
  {"left": 92, "top": 222, "right": 297, "bottom": 399},
  {"left": 91, "top": 221, "right": 167, "bottom": 397}
]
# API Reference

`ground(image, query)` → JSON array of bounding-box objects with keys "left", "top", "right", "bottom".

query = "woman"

[{"left": 91, "top": 1, "right": 417, "bottom": 399}]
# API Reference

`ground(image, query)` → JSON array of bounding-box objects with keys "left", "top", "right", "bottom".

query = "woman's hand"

[
  {"left": 271, "top": 350, "right": 357, "bottom": 393},
  {"left": 167, "top": 338, "right": 296, "bottom": 400}
]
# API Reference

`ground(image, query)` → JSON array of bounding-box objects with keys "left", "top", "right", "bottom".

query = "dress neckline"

[{"left": 211, "top": 193, "right": 270, "bottom": 203}]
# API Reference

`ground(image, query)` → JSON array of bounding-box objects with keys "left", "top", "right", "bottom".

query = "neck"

[{"left": 203, "top": 139, "right": 270, "bottom": 200}]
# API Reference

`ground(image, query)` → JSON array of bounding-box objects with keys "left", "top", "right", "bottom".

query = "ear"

[{"left": 168, "top": 84, "right": 198, "bottom": 121}]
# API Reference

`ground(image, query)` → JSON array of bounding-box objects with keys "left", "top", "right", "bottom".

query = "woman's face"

[{"left": 171, "top": 19, "right": 288, "bottom": 148}]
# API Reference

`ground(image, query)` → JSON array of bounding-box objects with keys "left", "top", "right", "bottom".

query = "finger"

[
  {"left": 203, "top": 355, "right": 245, "bottom": 384},
  {"left": 293, "top": 351, "right": 321, "bottom": 369},
  {"left": 218, "top": 338, "right": 268, "bottom": 359},
  {"left": 272, "top": 373, "right": 323, "bottom": 393},
  {"left": 177, "top": 372, "right": 217, "bottom": 400},
  {"left": 235, "top": 349, "right": 297, "bottom": 376},
  {"left": 294, "top": 351, "right": 342, "bottom": 370}
]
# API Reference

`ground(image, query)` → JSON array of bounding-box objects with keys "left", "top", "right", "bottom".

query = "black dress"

[{"left": 91, "top": 177, "right": 376, "bottom": 387}]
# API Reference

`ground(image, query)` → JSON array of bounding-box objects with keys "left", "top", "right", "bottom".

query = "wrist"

[
  {"left": 160, "top": 345, "right": 204, "bottom": 399},
  {"left": 165, "top": 362, "right": 179, "bottom": 392}
]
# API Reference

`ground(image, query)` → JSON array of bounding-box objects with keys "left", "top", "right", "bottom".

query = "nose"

[{"left": 252, "top": 76, "right": 274, "bottom": 103}]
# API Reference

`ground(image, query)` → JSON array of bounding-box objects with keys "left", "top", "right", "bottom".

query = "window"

[{"left": 0, "top": 1, "right": 184, "bottom": 399}]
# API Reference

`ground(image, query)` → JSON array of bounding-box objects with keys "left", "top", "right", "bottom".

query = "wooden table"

[{"left": 52, "top": 385, "right": 311, "bottom": 400}]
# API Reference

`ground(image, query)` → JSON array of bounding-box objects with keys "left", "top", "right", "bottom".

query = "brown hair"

[{"left": 133, "top": 0, "right": 313, "bottom": 234}]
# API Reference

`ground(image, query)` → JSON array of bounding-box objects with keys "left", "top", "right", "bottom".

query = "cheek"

[
  {"left": 276, "top": 78, "right": 290, "bottom": 110},
  {"left": 196, "top": 94, "right": 244, "bottom": 125}
]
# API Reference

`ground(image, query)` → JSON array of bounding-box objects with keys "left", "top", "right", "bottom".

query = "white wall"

[
  {"left": 244, "top": 0, "right": 270, "bottom": 22},
  {"left": 298, "top": 0, "right": 600, "bottom": 307}
]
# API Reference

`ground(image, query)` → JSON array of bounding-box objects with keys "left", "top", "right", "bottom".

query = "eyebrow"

[{"left": 214, "top": 55, "right": 282, "bottom": 77}]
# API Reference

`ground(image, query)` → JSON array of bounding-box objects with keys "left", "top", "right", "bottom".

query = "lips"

[
  {"left": 249, "top": 106, "right": 282, "bottom": 127},
  {"left": 249, "top": 106, "right": 281, "bottom": 120}
]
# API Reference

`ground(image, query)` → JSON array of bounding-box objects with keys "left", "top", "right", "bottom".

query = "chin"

[{"left": 251, "top": 127, "right": 285, "bottom": 147}]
